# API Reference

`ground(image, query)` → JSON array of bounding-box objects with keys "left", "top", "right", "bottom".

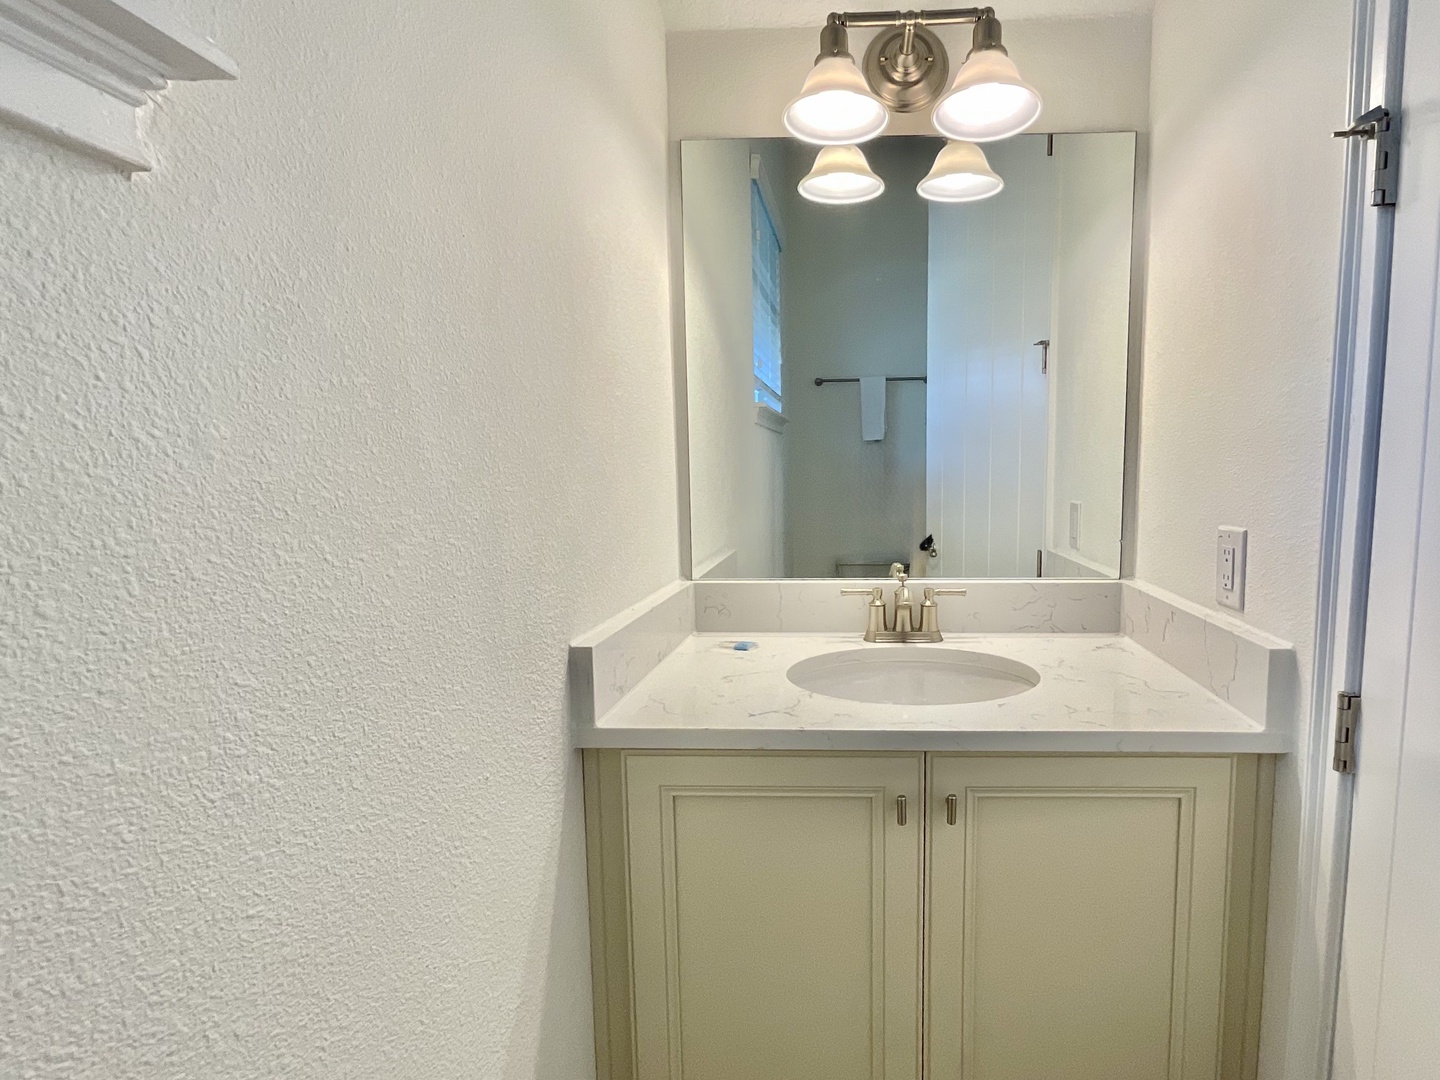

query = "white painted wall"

[
  {"left": 1135, "top": 0, "right": 1353, "bottom": 1074},
  {"left": 681, "top": 140, "right": 786, "bottom": 578},
  {"left": 1047, "top": 132, "right": 1135, "bottom": 578},
  {"left": 668, "top": 15, "right": 1153, "bottom": 140},
  {"left": 660, "top": 0, "right": 1157, "bottom": 33},
  {"left": 927, "top": 134, "right": 1055, "bottom": 579},
  {"left": 0, "top": 1, "right": 679, "bottom": 1077}
]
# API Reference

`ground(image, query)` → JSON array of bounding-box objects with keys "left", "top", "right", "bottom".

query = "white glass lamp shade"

[
  {"left": 917, "top": 140, "right": 1004, "bottom": 202},
  {"left": 798, "top": 145, "right": 885, "bottom": 205},
  {"left": 783, "top": 56, "right": 890, "bottom": 145},
  {"left": 931, "top": 48, "right": 1042, "bottom": 142}
]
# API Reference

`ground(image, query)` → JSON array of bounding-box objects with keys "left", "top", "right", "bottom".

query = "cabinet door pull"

[
  {"left": 896, "top": 794, "right": 908, "bottom": 826},
  {"left": 946, "top": 793, "right": 958, "bottom": 826}
]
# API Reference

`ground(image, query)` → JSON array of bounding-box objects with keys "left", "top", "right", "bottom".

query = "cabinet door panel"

[
  {"left": 926, "top": 756, "right": 1235, "bottom": 1080},
  {"left": 624, "top": 752, "right": 923, "bottom": 1080}
]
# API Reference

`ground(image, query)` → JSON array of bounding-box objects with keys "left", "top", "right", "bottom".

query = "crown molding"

[{"left": 0, "top": 0, "right": 235, "bottom": 171}]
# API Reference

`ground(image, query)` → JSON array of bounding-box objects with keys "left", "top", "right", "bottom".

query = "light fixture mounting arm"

[
  {"left": 817, "top": 13, "right": 852, "bottom": 60},
  {"left": 969, "top": 11, "right": 1007, "bottom": 55},
  {"left": 831, "top": 7, "right": 992, "bottom": 29},
  {"left": 818, "top": 7, "right": 1009, "bottom": 113}
]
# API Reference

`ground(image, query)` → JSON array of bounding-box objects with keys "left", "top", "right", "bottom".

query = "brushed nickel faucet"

[{"left": 842, "top": 563, "right": 967, "bottom": 643}]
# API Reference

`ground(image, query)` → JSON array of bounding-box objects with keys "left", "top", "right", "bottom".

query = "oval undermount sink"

[{"left": 785, "top": 647, "right": 1040, "bottom": 706}]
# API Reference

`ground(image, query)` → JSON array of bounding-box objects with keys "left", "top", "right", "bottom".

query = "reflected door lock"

[{"left": 1034, "top": 339, "right": 1050, "bottom": 373}]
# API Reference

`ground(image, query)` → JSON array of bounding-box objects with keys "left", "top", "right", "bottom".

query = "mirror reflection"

[{"left": 682, "top": 132, "right": 1136, "bottom": 580}]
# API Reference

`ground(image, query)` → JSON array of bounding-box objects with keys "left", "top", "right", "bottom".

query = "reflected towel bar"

[{"left": 813, "top": 376, "right": 928, "bottom": 386}]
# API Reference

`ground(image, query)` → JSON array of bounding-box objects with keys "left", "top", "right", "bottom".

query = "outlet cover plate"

[{"left": 1217, "top": 527, "right": 1247, "bottom": 611}]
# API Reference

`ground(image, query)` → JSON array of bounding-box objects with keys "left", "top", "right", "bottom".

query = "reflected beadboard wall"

[{"left": 927, "top": 135, "right": 1055, "bottom": 578}]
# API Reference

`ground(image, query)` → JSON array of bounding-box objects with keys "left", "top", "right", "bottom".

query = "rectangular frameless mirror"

[{"left": 681, "top": 132, "right": 1137, "bottom": 580}]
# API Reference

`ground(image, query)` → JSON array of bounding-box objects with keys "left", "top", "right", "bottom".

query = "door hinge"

[
  {"left": 1333, "top": 691, "right": 1361, "bottom": 773},
  {"left": 1334, "top": 106, "right": 1398, "bottom": 207}
]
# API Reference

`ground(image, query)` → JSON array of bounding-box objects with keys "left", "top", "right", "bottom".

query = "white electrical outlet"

[
  {"left": 1217, "top": 527, "right": 1247, "bottom": 611},
  {"left": 1069, "top": 502, "right": 1081, "bottom": 548}
]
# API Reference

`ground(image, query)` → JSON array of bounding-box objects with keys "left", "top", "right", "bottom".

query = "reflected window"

[{"left": 752, "top": 180, "right": 783, "bottom": 412}]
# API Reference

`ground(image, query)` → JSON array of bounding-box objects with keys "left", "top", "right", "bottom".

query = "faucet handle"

[
  {"left": 919, "top": 586, "right": 967, "bottom": 637},
  {"left": 842, "top": 587, "right": 887, "bottom": 640}
]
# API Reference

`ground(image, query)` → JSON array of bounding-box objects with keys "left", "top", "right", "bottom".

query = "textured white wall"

[
  {"left": 1136, "top": 0, "right": 1352, "bottom": 1074},
  {"left": 0, "top": 1, "right": 678, "bottom": 1077},
  {"left": 668, "top": 15, "right": 1153, "bottom": 140}
]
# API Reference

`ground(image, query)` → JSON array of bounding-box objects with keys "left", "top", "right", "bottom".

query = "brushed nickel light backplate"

[{"left": 862, "top": 24, "right": 950, "bottom": 114}]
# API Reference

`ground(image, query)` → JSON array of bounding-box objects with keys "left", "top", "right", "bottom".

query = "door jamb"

[{"left": 1287, "top": 0, "right": 1408, "bottom": 1075}]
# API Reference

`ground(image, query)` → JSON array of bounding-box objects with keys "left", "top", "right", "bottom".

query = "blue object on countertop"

[{"left": 732, "top": 641, "right": 758, "bottom": 651}]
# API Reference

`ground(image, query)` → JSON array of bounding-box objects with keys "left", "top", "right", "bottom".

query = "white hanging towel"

[{"left": 860, "top": 376, "right": 886, "bottom": 441}]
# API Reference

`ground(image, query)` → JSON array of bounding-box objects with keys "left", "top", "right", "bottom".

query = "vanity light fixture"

[
  {"left": 931, "top": 13, "right": 1042, "bottom": 142},
  {"left": 785, "top": 8, "right": 1041, "bottom": 200},
  {"left": 917, "top": 140, "right": 1003, "bottom": 202},
  {"left": 787, "top": 9, "right": 1039, "bottom": 126},
  {"left": 783, "top": 17, "right": 890, "bottom": 144},
  {"left": 798, "top": 144, "right": 886, "bottom": 204}
]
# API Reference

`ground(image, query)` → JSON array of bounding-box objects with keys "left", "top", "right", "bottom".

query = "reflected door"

[{"left": 925, "top": 136, "right": 1053, "bottom": 578}]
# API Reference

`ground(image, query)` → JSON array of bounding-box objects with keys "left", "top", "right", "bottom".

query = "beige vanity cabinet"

[
  {"left": 585, "top": 751, "right": 924, "bottom": 1080},
  {"left": 584, "top": 751, "right": 1272, "bottom": 1080},
  {"left": 925, "top": 754, "right": 1272, "bottom": 1080}
]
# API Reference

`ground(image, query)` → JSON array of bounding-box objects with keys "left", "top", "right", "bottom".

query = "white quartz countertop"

[{"left": 576, "top": 632, "right": 1289, "bottom": 753}]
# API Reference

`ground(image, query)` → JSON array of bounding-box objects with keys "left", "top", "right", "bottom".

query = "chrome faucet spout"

[
  {"left": 889, "top": 561, "right": 916, "bottom": 633},
  {"left": 841, "top": 576, "right": 968, "bottom": 643}
]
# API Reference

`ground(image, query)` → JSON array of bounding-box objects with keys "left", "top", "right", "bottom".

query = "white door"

[{"left": 1332, "top": 1, "right": 1440, "bottom": 1074}]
